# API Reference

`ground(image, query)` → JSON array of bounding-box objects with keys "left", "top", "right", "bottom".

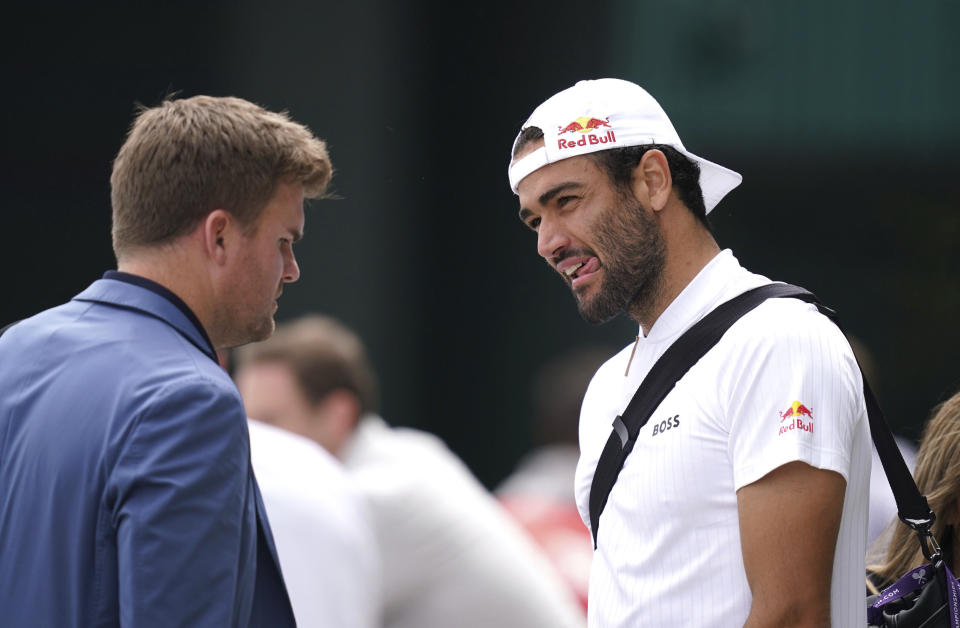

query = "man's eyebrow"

[
  {"left": 538, "top": 181, "right": 582, "bottom": 206},
  {"left": 518, "top": 181, "right": 585, "bottom": 222},
  {"left": 290, "top": 228, "right": 304, "bottom": 242}
]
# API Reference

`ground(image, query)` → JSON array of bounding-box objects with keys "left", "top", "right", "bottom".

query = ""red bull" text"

[
  {"left": 558, "top": 130, "right": 616, "bottom": 150},
  {"left": 778, "top": 400, "right": 814, "bottom": 436},
  {"left": 779, "top": 418, "right": 814, "bottom": 436}
]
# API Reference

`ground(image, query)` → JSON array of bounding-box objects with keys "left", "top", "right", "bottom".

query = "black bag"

[
  {"left": 867, "top": 560, "right": 959, "bottom": 627},
  {"left": 585, "top": 283, "right": 960, "bottom": 627}
]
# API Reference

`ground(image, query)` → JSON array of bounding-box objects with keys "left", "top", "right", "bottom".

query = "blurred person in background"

[
  {"left": 234, "top": 314, "right": 586, "bottom": 628},
  {"left": 0, "top": 95, "right": 332, "bottom": 627},
  {"left": 497, "top": 345, "right": 612, "bottom": 610},
  {"left": 868, "top": 389, "right": 960, "bottom": 590},
  {"left": 509, "top": 78, "right": 871, "bottom": 626},
  {"left": 217, "top": 348, "right": 381, "bottom": 628},
  {"left": 247, "top": 418, "right": 381, "bottom": 628}
]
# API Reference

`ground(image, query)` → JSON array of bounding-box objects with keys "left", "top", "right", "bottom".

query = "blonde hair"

[
  {"left": 110, "top": 95, "right": 332, "bottom": 259},
  {"left": 868, "top": 391, "right": 960, "bottom": 590}
]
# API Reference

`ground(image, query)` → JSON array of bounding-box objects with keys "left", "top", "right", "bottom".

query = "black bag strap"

[{"left": 587, "top": 282, "right": 935, "bottom": 552}]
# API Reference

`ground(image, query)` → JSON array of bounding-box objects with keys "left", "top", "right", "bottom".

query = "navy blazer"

[{"left": 0, "top": 275, "right": 295, "bottom": 627}]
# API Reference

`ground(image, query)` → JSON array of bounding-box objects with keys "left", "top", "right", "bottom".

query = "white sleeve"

[
  {"left": 249, "top": 421, "right": 382, "bottom": 628},
  {"left": 267, "top": 478, "right": 381, "bottom": 628},
  {"left": 719, "top": 300, "right": 864, "bottom": 491}
]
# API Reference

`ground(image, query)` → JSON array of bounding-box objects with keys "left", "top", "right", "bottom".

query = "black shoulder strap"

[{"left": 587, "top": 283, "right": 932, "bottom": 550}]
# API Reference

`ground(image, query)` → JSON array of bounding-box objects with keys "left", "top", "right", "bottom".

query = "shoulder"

[
  {"left": 134, "top": 365, "right": 247, "bottom": 457},
  {"left": 250, "top": 420, "right": 353, "bottom": 500},
  {"left": 105, "top": 358, "right": 246, "bottom": 475},
  {"left": 744, "top": 295, "right": 841, "bottom": 334},
  {"left": 4, "top": 296, "right": 241, "bottom": 430},
  {"left": 707, "top": 292, "right": 866, "bottom": 424},
  {"left": 346, "top": 420, "right": 495, "bottom": 517},
  {"left": 9, "top": 290, "right": 220, "bottom": 384},
  {"left": 347, "top": 418, "right": 460, "bottom": 471},
  {"left": 249, "top": 420, "right": 371, "bottom": 537},
  {"left": 723, "top": 296, "right": 855, "bottom": 370}
]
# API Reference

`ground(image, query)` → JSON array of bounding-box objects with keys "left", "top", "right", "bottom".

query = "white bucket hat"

[{"left": 508, "top": 78, "right": 742, "bottom": 213}]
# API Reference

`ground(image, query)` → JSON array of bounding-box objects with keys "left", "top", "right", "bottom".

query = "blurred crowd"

[{"left": 230, "top": 315, "right": 588, "bottom": 627}]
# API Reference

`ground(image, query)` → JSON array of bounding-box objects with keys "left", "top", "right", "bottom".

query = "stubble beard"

[
  {"left": 245, "top": 312, "right": 276, "bottom": 344},
  {"left": 573, "top": 195, "right": 666, "bottom": 326},
  {"left": 211, "top": 289, "right": 278, "bottom": 350}
]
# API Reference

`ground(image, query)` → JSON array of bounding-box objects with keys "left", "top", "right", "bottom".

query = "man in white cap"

[{"left": 508, "top": 79, "right": 871, "bottom": 627}]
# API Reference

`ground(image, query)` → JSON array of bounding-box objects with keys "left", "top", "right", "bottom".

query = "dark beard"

[{"left": 573, "top": 195, "right": 666, "bottom": 325}]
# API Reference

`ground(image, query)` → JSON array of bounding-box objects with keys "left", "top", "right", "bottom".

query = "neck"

[
  {"left": 118, "top": 246, "right": 216, "bottom": 343},
  {"left": 629, "top": 213, "right": 721, "bottom": 335}
]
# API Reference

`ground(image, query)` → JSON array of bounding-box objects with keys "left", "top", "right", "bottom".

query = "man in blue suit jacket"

[{"left": 0, "top": 95, "right": 332, "bottom": 627}]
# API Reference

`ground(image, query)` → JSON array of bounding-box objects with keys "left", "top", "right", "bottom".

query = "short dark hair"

[
  {"left": 589, "top": 144, "right": 709, "bottom": 229},
  {"left": 511, "top": 126, "right": 710, "bottom": 230},
  {"left": 512, "top": 126, "right": 545, "bottom": 159}
]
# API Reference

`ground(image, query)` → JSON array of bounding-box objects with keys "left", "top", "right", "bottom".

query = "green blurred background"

[{"left": 2, "top": 0, "right": 957, "bottom": 487}]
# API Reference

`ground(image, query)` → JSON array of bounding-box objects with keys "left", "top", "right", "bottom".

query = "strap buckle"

[
  {"left": 920, "top": 532, "right": 943, "bottom": 563},
  {"left": 612, "top": 415, "right": 629, "bottom": 449},
  {"left": 900, "top": 512, "right": 943, "bottom": 562}
]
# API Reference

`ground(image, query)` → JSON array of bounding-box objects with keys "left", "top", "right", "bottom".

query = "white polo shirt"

[
  {"left": 343, "top": 416, "right": 587, "bottom": 628},
  {"left": 574, "top": 250, "right": 871, "bottom": 627},
  {"left": 249, "top": 419, "right": 381, "bottom": 628}
]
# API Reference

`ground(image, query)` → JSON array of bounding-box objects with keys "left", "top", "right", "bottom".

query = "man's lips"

[
  {"left": 556, "top": 256, "right": 600, "bottom": 287},
  {"left": 557, "top": 256, "right": 589, "bottom": 275}
]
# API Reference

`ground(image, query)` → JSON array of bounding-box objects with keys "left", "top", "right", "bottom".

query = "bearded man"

[{"left": 508, "top": 78, "right": 870, "bottom": 628}]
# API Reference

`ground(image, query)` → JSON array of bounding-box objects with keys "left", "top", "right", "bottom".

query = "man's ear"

[
  {"left": 202, "top": 210, "right": 233, "bottom": 265},
  {"left": 630, "top": 149, "right": 672, "bottom": 212}
]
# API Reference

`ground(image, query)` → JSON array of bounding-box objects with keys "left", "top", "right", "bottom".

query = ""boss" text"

[{"left": 652, "top": 415, "right": 680, "bottom": 436}]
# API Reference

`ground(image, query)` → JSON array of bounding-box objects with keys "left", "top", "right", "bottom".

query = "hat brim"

[{"left": 679, "top": 149, "right": 742, "bottom": 215}]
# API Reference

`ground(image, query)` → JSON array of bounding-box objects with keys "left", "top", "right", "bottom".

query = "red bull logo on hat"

[
  {"left": 778, "top": 400, "right": 814, "bottom": 436},
  {"left": 557, "top": 116, "right": 612, "bottom": 134},
  {"left": 556, "top": 115, "right": 616, "bottom": 150}
]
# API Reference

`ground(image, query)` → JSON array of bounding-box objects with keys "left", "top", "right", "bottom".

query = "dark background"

[{"left": 2, "top": 1, "right": 957, "bottom": 488}]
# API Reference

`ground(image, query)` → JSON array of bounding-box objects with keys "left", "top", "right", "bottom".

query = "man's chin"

[
  {"left": 257, "top": 317, "right": 277, "bottom": 341},
  {"left": 574, "top": 291, "right": 622, "bottom": 326},
  {"left": 243, "top": 316, "right": 276, "bottom": 345}
]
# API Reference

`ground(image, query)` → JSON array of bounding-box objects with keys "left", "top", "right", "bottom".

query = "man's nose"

[
  {"left": 283, "top": 250, "right": 300, "bottom": 283},
  {"left": 536, "top": 216, "right": 569, "bottom": 261}
]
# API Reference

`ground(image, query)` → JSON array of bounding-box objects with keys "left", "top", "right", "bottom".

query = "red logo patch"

[
  {"left": 778, "top": 400, "right": 814, "bottom": 436},
  {"left": 555, "top": 115, "right": 616, "bottom": 150}
]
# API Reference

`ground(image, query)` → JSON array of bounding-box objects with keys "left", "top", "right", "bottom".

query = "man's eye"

[
  {"left": 557, "top": 195, "right": 577, "bottom": 208},
  {"left": 527, "top": 217, "right": 541, "bottom": 231}
]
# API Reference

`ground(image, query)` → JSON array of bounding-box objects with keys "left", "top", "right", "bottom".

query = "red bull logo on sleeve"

[
  {"left": 778, "top": 400, "right": 814, "bottom": 436},
  {"left": 556, "top": 115, "right": 615, "bottom": 150}
]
